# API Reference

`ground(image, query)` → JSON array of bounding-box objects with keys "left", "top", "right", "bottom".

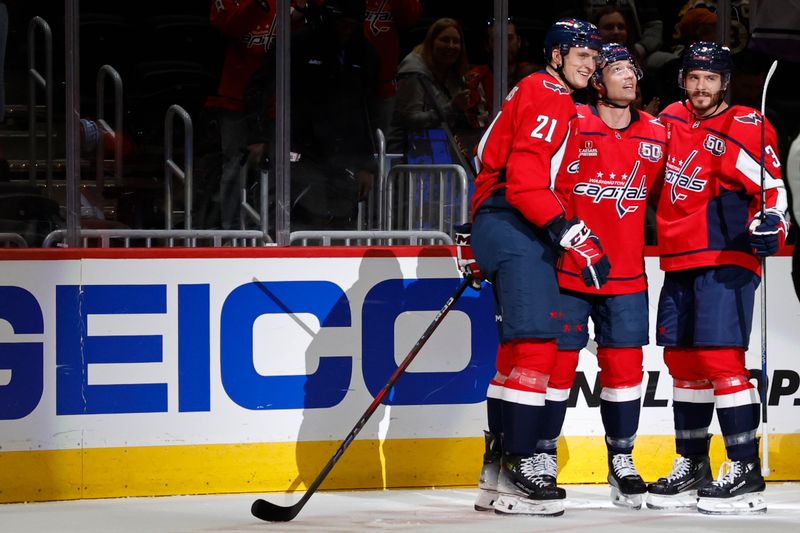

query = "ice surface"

[{"left": 1, "top": 484, "right": 799, "bottom": 532}]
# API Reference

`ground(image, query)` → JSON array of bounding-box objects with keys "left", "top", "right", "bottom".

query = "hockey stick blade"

[
  {"left": 250, "top": 276, "right": 475, "bottom": 522},
  {"left": 251, "top": 497, "right": 301, "bottom": 522}
]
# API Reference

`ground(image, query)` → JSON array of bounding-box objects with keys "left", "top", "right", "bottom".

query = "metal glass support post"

[
  {"left": 492, "top": 0, "right": 509, "bottom": 117},
  {"left": 275, "top": 0, "right": 291, "bottom": 245},
  {"left": 64, "top": 0, "right": 81, "bottom": 248}
]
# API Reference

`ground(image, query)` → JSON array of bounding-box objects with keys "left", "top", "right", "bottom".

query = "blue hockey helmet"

[
  {"left": 543, "top": 18, "right": 603, "bottom": 63},
  {"left": 593, "top": 42, "right": 643, "bottom": 83},
  {"left": 679, "top": 41, "right": 733, "bottom": 89}
]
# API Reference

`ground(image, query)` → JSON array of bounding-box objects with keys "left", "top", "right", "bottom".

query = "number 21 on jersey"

[{"left": 531, "top": 115, "right": 557, "bottom": 143}]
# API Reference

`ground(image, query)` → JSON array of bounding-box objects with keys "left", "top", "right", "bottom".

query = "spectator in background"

[
  {"left": 464, "top": 18, "right": 538, "bottom": 131},
  {"left": 563, "top": 1, "right": 663, "bottom": 68},
  {"left": 201, "top": 0, "right": 306, "bottom": 230},
  {"left": 388, "top": 18, "right": 474, "bottom": 162},
  {"left": 363, "top": 0, "right": 422, "bottom": 134},
  {"left": 246, "top": 0, "right": 378, "bottom": 230},
  {"left": 593, "top": 6, "right": 660, "bottom": 113},
  {"left": 646, "top": 6, "right": 718, "bottom": 107}
]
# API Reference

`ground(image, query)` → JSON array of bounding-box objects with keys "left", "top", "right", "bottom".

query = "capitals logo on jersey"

[
  {"left": 366, "top": 0, "right": 393, "bottom": 36},
  {"left": 734, "top": 111, "right": 763, "bottom": 126},
  {"left": 664, "top": 150, "right": 708, "bottom": 203},
  {"left": 242, "top": 15, "right": 278, "bottom": 51},
  {"left": 573, "top": 161, "right": 647, "bottom": 219},
  {"left": 543, "top": 80, "right": 568, "bottom": 95}
]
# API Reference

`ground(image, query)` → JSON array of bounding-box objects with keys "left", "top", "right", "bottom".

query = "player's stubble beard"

[{"left": 689, "top": 89, "right": 724, "bottom": 118}]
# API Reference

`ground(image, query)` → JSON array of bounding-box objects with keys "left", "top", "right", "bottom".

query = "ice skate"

[
  {"left": 696, "top": 459, "right": 766, "bottom": 515},
  {"left": 493, "top": 454, "right": 565, "bottom": 517},
  {"left": 608, "top": 453, "right": 647, "bottom": 509},
  {"left": 646, "top": 455, "right": 712, "bottom": 510},
  {"left": 474, "top": 431, "right": 501, "bottom": 511}
]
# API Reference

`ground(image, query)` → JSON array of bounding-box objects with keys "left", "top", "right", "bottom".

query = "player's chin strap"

[{"left": 598, "top": 95, "right": 629, "bottom": 109}]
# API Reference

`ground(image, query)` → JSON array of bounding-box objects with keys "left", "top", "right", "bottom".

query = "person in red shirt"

[
  {"left": 531, "top": 43, "right": 666, "bottom": 511},
  {"left": 647, "top": 42, "right": 789, "bottom": 515},
  {"left": 204, "top": 0, "right": 306, "bottom": 229},
  {"left": 469, "top": 18, "right": 606, "bottom": 517},
  {"left": 464, "top": 18, "right": 537, "bottom": 131},
  {"left": 363, "top": 0, "right": 421, "bottom": 133}
]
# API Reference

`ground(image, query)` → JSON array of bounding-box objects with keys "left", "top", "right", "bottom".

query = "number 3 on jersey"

[{"left": 531, "top": 115, "right": 557, "bottom": 143}]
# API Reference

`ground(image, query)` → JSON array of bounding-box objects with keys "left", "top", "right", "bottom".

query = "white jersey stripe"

[
  {"left": 735, "top": 148, "right": 789, "bottom": 213},
  {"left": 476, "top": 111, "right": 502, "bottom": 166}
]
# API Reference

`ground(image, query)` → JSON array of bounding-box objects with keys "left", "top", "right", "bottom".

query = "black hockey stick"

[
  {"left": 758, "top": 59, "right": 778, "bottom": 477},
  {"left": 251, "top": 276, "right": 476, "bottom": 522}
]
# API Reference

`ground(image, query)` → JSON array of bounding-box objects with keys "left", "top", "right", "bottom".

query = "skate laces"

[
  {"left": 532, "top": 453, "right": 558, "bottom": 478},
  {"left": 665, "top": 457, "right": 692, "bottom": 482},
  {"left": 518, "top": 456, "right": 552, "bottom": 488},
  {"left": 711, "top": 461, "right": 741, "bottom": 487},
  {"left": 611, "top": 453, "right": 639, "bottom": 478}
]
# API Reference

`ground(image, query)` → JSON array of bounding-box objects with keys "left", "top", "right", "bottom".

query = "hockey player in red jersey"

[
  {"left": 530, "top": 42, "right": 666, "bottom": 511},
  {"left": 469, "top": 18, "right": 606, "bottom": 517},
  {"left": 647, "top": 42, "right": 789, "bottom": 515}
]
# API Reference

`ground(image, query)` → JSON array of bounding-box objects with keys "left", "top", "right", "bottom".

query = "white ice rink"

[{"left": 2, "top": 484, "right": 799, "bottom": 533}]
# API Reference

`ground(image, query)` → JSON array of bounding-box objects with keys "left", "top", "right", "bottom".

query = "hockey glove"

[
  {"left": 454, "top": 223, "right": 483, "bottom": 290},
  {"left": 748, "top": 210, "right": 789, "bottom": 257},
  {"left": 552, "top": 218, "right": 611, "bottom": 289}
]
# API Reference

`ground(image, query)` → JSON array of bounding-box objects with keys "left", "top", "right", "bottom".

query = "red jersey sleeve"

[
  {"left": 472, "top": 73, "right": 576, "bottom": 228},
  {"left": 716, "top": 108, "right": 788, "bottom": 217}
]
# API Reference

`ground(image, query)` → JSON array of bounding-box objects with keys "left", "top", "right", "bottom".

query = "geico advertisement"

[{"left": 0, "top": 254, "right": 798, "bottom": 452}]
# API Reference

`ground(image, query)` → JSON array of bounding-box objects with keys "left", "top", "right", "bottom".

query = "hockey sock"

[
  {"left": 500, "top": 339, "right": 556, "bottom": 455},
  {"left": 487, "top": 396, "right": 503, "bottom": 437},
  {"left": 535, "top": 350, "right": 577, "bottom": 453},
  {"left": 600, "top": 395, "right": 641, "bottom": 454},
  {"left": 698, "top": 347, "right": 760, "bottom": 460},
  {"left": 665, "top": 347, "right": 714, "bottom": 456},
  {"left": 597, "top": 347, "right": 643, "bottom": 454}
]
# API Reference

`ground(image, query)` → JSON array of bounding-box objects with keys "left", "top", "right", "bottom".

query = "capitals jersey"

[
  {"left": 471, "top": 71, "right": 578, "bottom": 228},
  {"left": 364, "top": 0, "right": 422, "bottom": 99},
  {"left": 656, "top": 101, "right": 788, "bottom": 275},
  {"left": 555, "top": 105, "right": 666, "bottom": 294},
  {"left": 207, "top": 0, "right": 277, "bottom": 113}
]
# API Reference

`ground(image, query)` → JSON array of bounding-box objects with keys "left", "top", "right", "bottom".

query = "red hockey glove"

[
  {"left": 748, "top": 210, "right": 789, "bottom": 257},
  {"left": 454, "top": 223, "right": 483, "bottom": 290},
  {"left": 551, "top": 218, "right": 611, "bottom": 289}
]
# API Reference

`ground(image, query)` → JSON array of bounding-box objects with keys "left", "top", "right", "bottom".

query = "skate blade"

[
  {"left": 697, "top": 493, "right": 767, "bottom": 515},
  {"left": 645, "top": 491, "right": 698, "bottom": 510},
  {"left": 493, "top": 494, "right": 565, "bottom": 517},
  {"left": 610, "top": 487, "right": 643, "bottom": 510},
  {"left": 474, "top": 488, "right": 498, "bottom": 512}
]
